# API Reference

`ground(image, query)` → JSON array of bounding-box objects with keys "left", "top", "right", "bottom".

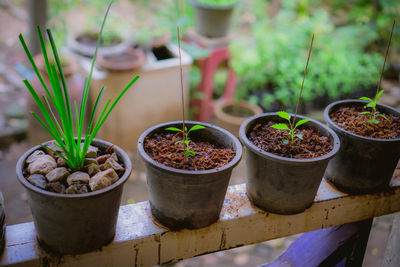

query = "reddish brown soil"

[
  {"left": 330, "top": 105, "right": 400, "bottom": 139},
  {"left": 249, "top": 121, "right": 332, "bottom": 159},
  {"left": 143, "top": 132, "right": 236, "bottom": 171}
]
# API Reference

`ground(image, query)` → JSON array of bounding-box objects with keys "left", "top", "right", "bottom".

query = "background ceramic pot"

[
  {"left": 239, "top": 113, "right": 340, "bottom": 214},
  {"left": 324, "top": 99, "right": 400, "bottom": 194},
  {"left": 16, "top": 139, "right": 132, "bottom": 254},
  {"left": 138, "top": 121, "right": 242, "bottom": 230}
]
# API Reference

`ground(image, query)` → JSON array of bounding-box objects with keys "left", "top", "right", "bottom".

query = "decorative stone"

[
  {"left": 57, "top": 157, "right": 67, "bottom": 167},
  {"left": 96, "top": 154, "right": 110, "bottom": 164},
  {"left": 111, "top": 152, "right": 118, "bottom": 161},
  {"left": 27, "top": 174, "right": 47, "bottom": 189},
  {"left": 45, "top": 167, "right": 70, "bottom": 183},
  {"left": 84, "top": 145, "right": 98, "bottom": 158},
  {"left": 45, "top": 182, "right": 65, "bottom": 194},
  {"left": 89, "top": 169, "right": 119, "bottom": 191},
  {"left": 65, "top": 184, "right": 89, "bottom": 194},
  {"left": 67, "top": 171, "right": 90, "bottom": 185},
  {"left": 101, "top": 158, "right": 124, "bottom": 174},
  {"left": 84, "top": 158, "right": 98, "bottom": 166},
  {"left": 26, "top": 150, "right": 45, "bottom": 164},
  {"left": 45, "top": 143, "right": 63, "bottom": 157},
  {"left": 28, "top": 155, "right": 57, "bottom": 175},
  {"left": 86, "top": 164, "right": 100, "bottom": 176}
]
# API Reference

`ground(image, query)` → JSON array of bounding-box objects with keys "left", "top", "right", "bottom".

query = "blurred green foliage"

[
  {"left": 230, "top": 0, "right": 384, "bottom": 110},
  {"left": 197, "top": 0, "right": 238, "bottom": 7}
]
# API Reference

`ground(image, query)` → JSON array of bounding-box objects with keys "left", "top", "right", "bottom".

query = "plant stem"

[
  {"left": 376, "top": 20, "right": 395, "bottom": 96},
  {"left": 177, "top": 26, "right": 186, "bottom": 134},
  {"left": 291, "top": 34, "right": 314, "bottom": 130}
]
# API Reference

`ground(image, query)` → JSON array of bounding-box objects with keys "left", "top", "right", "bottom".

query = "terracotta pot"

[
  {"left": 67, "top": 32, "right": 131, "bottom": 57},
  {"left": 97, "top": 48, "right": 146, "bottom": 71},
  {"left": 16, "top": 139, "right": 132, "bottom": 254},
  {"left": 213, "top": 100, "right": 263, "bottom": 137}
]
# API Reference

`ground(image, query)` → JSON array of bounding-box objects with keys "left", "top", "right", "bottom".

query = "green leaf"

[
  {"left": 359, "top": 96, "right": 372, "bottom": 101},
  {"left": 377, "top": 114, "right": 390, "bottom": 121},
  {"left": 271, "top": 123, "right": 290, "bottom": 130},
  {"left": 295, "top": 133, "right": 303, "bottom": 140},
  {"left": 368, "top": 119, "right": 380, "bottom": 124},
  {"left": 184, "top": 150, "right": 195, "bottom": 157},
  {"left": 166, "top": 127, "right": 182, "bottom": 132},
  {"left": 375, "top": 89, "right": 384, "bottom": 100},
  {"left": 295, "top": 119, "right": 310, "bottom": 128},
  {"left": 176, "top": 140, "right": 190, "bottom": 145},
  {"left": 276, "top": 111, "right": 290, "bottom": 121},
  {"left": 360, "top": 111, "right": 371, "bottom": 115},
  {"left": 282, "top": 139, "right": 289, "bottom": 145},
  {"left": 366, "top": 101, "right": 376, "bottom": 108},
  {"left": 188, "top": 125, "right": 206, "bottom": 133}
]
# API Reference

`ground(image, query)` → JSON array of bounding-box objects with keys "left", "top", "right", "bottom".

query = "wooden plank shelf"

[{"left": 1, "top": 176, "right": 400, "bottom": 267}]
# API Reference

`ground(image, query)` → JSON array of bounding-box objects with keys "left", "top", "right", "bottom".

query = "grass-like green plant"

[
  {"left": 197, "top": 0, "right": 237, "bottom": 7},
  {"left": 271, "top": 111, "right": 310, "bottom": 144},
  {"left": 359, "top": 90, "right": 389, "bottom": 124},
  {"left": 19, "top": 2, "right": 139, "bottom": 170},
  {"left": 166, "top": 125, "right": 206, "bottom": 157}
]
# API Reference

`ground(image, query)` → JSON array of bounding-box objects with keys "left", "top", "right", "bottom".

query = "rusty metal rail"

[{"left": 1, "top": 176, "right": 400, "bottom": 266}]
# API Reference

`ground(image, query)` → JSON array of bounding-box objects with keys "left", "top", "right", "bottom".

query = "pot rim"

[
  {"left": 189, "top": 0, "right": 238, "bottom": 10},
  {"left": 239, "top": 112, "right": 341, "bottom": 164},
  {"left": 324, "top": 99, "right": 400, "bottom": 142},
  {"left": 137, "top": 120, "right": 242, "bottom": 175},
  {"left": 16, "top": 138, "right": 132, "bottom": 199},
  {"left": 214, "top": 100, "right": 263, "bottom": 125}
]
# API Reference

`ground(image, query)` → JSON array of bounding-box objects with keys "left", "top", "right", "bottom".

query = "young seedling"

[
  {"left": 271, "top": 111, "right": 310, "bottom": 144},
  {"left": 359, "top": 20, "right": 395, "bottom": 125},
  {"left": 271, "top": 34, "right": 314, "bottom": 144},
  {"left": 19, "top": 2, "right": 139, "bottom": 170},
  {"left": 359, "top": 90, "right": 389, "bottom": 124},
  {"left": 165, "top": 27, "right": 206, "bottom": 157},
  {"left": 166, "top": 125, "right": 206, "bottom": 157}
]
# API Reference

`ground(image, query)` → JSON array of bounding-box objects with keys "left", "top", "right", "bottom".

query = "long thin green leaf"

[{"left": 42, "top": 95, "right": 66, "bottom": 141}]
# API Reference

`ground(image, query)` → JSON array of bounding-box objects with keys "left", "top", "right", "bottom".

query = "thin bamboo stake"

[
  {"left": 376, "top": 20, "right": 395, "bottom": 96},
  {"left": 292, "top": 34, "right": 314, "bottom": 128},
  {"left": 177, "top": 26, "right": 185, "bottom": 132}
]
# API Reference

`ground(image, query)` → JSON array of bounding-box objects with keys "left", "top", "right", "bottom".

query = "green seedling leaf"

[
  {"left": 184, "top": 150, "right": 195, "bottom": 157},
  {"left": 271, "top": 123, "right": 290, "bottom": 130},
  {"left": 360, "top": 111, "right": 371, "bottom": 115},
  {"left": 176, "top": 140, "right": 190, "bottom": 145},
  {"left": 296, "top": 133, "right": 303, "bottom": 140},
  {"left": 282, "top": 139, "right": 289, "bottom": 145},
  {"left": 276, "top": 111, "right": 290, "bottom": 121},
  {"left": 375, "top": 89, "right": 384, "bottom": 99},
  {"left": 360, "top": 96, "right": 372, "bottom": 101},
  {"left": 166, "top": 127, "right": 182, "bottom": 132},
  {"left": 295, "top": 119, "right": 310, "bottom": 128},
  {"left": 368, "top": 119, "right": 380, "bottom": 124},
  {"left": 377, "top": 114, "right": 390, "bottom": 121},
  {"left": 188, "top": 125, "right": 206, "bottom": 133},
  {"left": 366, "top": 102, "right": 376, "bottom": 109}
]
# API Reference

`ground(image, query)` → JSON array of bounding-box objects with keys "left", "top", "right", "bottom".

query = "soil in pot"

[
  {"left": 223, "top": 105, "right": 255, "bottom": 118},
  {"left": 329, "top": 105, "right": 400, "bottom": 139},
  {"left": 249, "top": 121, "right": 333, "bottom": 159},
  {"left": 152, "top": 45, "right": 174, "bottom": 61},
  {"left": 22, "top": 143, "right": 126, "bottom": 194},
  {"left": 97, "top": 48, "right": 146, "bottom": 71},
  {"left": 143, "top": 130, "right": 236, "bottom": 170}
]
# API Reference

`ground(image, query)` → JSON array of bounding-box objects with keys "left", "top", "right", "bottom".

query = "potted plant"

[
  {"left": 137, "top": 29, "right": 242, "bottom": 230},
  {"left": 97, "top": 48, "right": 146, "bottom": 71},
  {"left": 324, "top": 21, "right": 400, "bottom": 194},
  {"left": 189, "top": 0, "right": 238, "bottom": 38},
  {"left": 16, "top": 3, "right": 139, "bottom": 254},
  {"left": 213, "top": 99, "right": 263, "bottom": 137},
  {"left": 239, "top": 35, "right": 340, "bottom": 214}
]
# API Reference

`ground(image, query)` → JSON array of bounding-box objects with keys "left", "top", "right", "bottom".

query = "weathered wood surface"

[
  {"left": 383, "top": 212, "right": 400, "bottom": 267},
  {"left": 1, "top": 176, "right": 400, "bottom": 267}
]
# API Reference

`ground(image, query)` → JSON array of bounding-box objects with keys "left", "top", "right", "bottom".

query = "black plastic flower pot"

[
  {"left": 239, "top": 113, "right": 340, "bottom": 214},
  {"left": 137, "top": 121, "right": 242, "bottom": 230},
  {"left": 16, "top": 139, "right": 132, "bottom": 254},
  {"left": 324, "top": 100, "right": 400, "bottom": 194},
  {"left": 190, "top": 0, "right": 237, "bottom": 38}
]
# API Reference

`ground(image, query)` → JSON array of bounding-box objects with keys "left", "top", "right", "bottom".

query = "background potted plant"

[
  {"left": 239, "top": 35, "right": 340, "bottom": 214},
  {"left": 137, "top": 29, "right": 242, "bottom": 230},
  {"left": 189, "top": 0, "right": 238, "bottom": 38},
  {"left": 16, "top": 3, "right": 139, "bottom": 254},
  {"left": 324, "top": 21, "right": 400, "bottom": 194}
]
